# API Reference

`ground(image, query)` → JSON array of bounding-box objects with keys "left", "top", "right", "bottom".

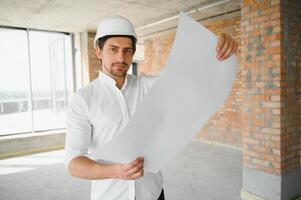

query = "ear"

[{"left": 96, "top": 47, "right": 103, "bottom": 59}]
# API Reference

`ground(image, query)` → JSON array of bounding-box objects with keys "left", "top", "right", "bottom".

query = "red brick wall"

[
  {"left": 241, "top": 0, "right": 283, "bottom": 174},
  {"left": 139, "top": 16, "right": 243, "bottom": 147},
  {"left": 241, "top": 0, "right": 301, "bottom": 174},
  {"left": 87, "top": 32, "right": 101, "bottom": 81},
  {"left": 139, "top": 32, "right": 175, "bottom": 75}
]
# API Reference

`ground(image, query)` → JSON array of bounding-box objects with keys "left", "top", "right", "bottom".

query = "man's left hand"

[{"left": 216, "top": 33, "right": 238, "bottom": 61}]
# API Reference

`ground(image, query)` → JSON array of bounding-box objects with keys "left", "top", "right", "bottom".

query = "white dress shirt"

[{"left": 65, "top": 72, "right": 163, "bottom": 200}]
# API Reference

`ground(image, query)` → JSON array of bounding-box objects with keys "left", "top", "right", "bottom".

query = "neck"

[
  {"left": 102, "top": 72, "right": 125, "bottom": 89},
  {"left": 101, "top": 69, "right": 126, "bottom": 89},
  {"left": 114, "top": 77, "right": 125, "bottom": 89}
]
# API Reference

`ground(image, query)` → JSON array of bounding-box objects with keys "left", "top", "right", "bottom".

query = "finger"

[
  {"left": 217, "top": 35, "right": 231, "bottom": 60},
  {"left": 130, "top": 157, "right": 144, "bottom": 164},
  {"left": 231, "top": 42, "right": 238, "bottom": 56},
  {"left": 234, "top": 42, "right": 238, "bottom": 53},
  {"left": 126, "top": 163, "right": 144, "bottom": 180},
  {"left": 226, "top": 41, "right": 239, "bottom": 59},
  {"left": 124, "top": 157, "right": 143, "bottom": 170},
  {"left": 130, "top": 168, "right": 144, "bottom": 180},
  {"left": 216, "top": 33, "right": 226, "bottom": 53},
  {"left": 222, "top": 39, "right": 236, "bottom": 60},
  {"left": 125, "top": 161, "right": 144, "bottom": 176},
  {"left": 122, "top": 166, "right": 143, "bottom": 180}
]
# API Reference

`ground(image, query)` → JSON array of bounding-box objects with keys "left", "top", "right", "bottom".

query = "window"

[{"left": 0, "top": 28, "right": 73, "bottom": 135}]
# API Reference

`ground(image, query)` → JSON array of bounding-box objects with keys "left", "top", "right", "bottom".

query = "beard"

[{"left": 103, "top": 62, "right": 129, "bottom": 78}]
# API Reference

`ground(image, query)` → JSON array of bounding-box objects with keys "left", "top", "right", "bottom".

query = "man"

[{"left": 65, "top": 15, "right": 238, "bottom": 200}]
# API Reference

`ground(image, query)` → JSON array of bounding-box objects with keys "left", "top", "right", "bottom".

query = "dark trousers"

[{"left": 157, "top": 189, "right": 165, "bottom": 200}]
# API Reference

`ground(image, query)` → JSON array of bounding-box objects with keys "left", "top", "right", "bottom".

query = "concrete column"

[{"left": 240, "top": 0, "right": 301, "bottom": 199}]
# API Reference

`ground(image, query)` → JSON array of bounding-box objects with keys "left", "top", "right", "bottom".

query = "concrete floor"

[{"left": 0, "top": 141, "right": 242, "bottom": 200}]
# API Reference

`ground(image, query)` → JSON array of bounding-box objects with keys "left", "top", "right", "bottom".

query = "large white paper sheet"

[{"left": 93, "top": 13, "right": 237, "bottom": 173}]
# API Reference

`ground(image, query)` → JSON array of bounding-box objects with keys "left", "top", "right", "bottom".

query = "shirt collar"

[
  {"left": 99, "top": 72, "right": 128, "bottom": 91},
  {"left": 121, "top": 75, "right": 128, "bottom": 91},
  {"left": 99, "top": 72, "right": 116, "bottom": 85}
]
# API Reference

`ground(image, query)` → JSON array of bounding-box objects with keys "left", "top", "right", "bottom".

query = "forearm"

[{"left": 68, "top": 156, "right": 117, "bottom": 180}]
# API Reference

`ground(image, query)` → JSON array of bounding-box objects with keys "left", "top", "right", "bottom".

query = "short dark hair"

[{"left": 96, "top": 35, "right": 136, "bottom": 53}]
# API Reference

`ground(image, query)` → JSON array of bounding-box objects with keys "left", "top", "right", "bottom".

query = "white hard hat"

[{"left": 94, "top": 15, "right": 137, "bottom": 48}]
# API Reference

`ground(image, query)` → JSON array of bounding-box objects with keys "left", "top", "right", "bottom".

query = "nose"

[{"left": 116, "top": 50, "right": 125, "bottom": 62}]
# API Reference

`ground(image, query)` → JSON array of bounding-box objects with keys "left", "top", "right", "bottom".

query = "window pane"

[
  {"left": 29, "top": 31, "right": 71, "bottom": 131},
  {"left": 64, "top": 35, "right": 74, "bottom": 105},
  {"left": 0, "top": 28, "right": 32, "bottom": 135}
]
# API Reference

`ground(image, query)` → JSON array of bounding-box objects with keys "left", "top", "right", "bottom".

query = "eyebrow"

[{"left": 108, "top": 45, "right": 133, "bottom": 50}]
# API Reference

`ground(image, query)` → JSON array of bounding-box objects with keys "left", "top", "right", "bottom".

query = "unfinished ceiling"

[{"left": 0, "top": 0, "right": 241, "bottom": 39}]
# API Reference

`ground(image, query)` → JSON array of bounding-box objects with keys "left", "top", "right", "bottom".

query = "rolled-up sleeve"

[{"left": 65, "top": 92, "right": 92, "bottom": 168}]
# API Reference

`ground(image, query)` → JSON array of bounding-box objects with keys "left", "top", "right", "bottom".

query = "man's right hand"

[{"left": 113, "top": 157, "right": 144, "bottom": 180}]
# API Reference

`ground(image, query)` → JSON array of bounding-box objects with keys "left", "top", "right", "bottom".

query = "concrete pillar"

[{"left": 240, "top": 0, "right": 301, "bottom": 199}]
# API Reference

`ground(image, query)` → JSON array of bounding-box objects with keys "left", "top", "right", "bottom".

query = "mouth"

[
  {"left": 112, "top": 64, "right": 128, "bottom": 71},
  {"left": 114, "top": 65, "right": 126, "bottom": 68},
  {"left": 114, "top": 66, "right": 126, "bottom": 72},
  {"left": 112, "top": 62, "right": 128, "bottom": 68}
]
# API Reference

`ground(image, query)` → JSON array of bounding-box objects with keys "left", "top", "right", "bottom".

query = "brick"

[
  {"left": 262, "top": 128, "right": 281, "bottom": 134},
  {"left": 270, "top": 0, "right": 280, "bottom": 6},
  {"left": 270, "top": 12, "right": 281, "bottom": 20},
  {"left": 252, "top": 158, "right": 271, "bottom": 167},
  {"left": 244, "top": 137, "right": 260, "bottom": 145},
  {"left": 271, "top": 148, "right": 280, "bottom": 155},
  {"left": 261, "top": 101, "right": 281, "bottom": 108},
  {"left": 271, "top": 122, "right": 281, "bottom": 128},
  {"left": 269, "top": 41, "right": 281, "bottom": 48}
]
